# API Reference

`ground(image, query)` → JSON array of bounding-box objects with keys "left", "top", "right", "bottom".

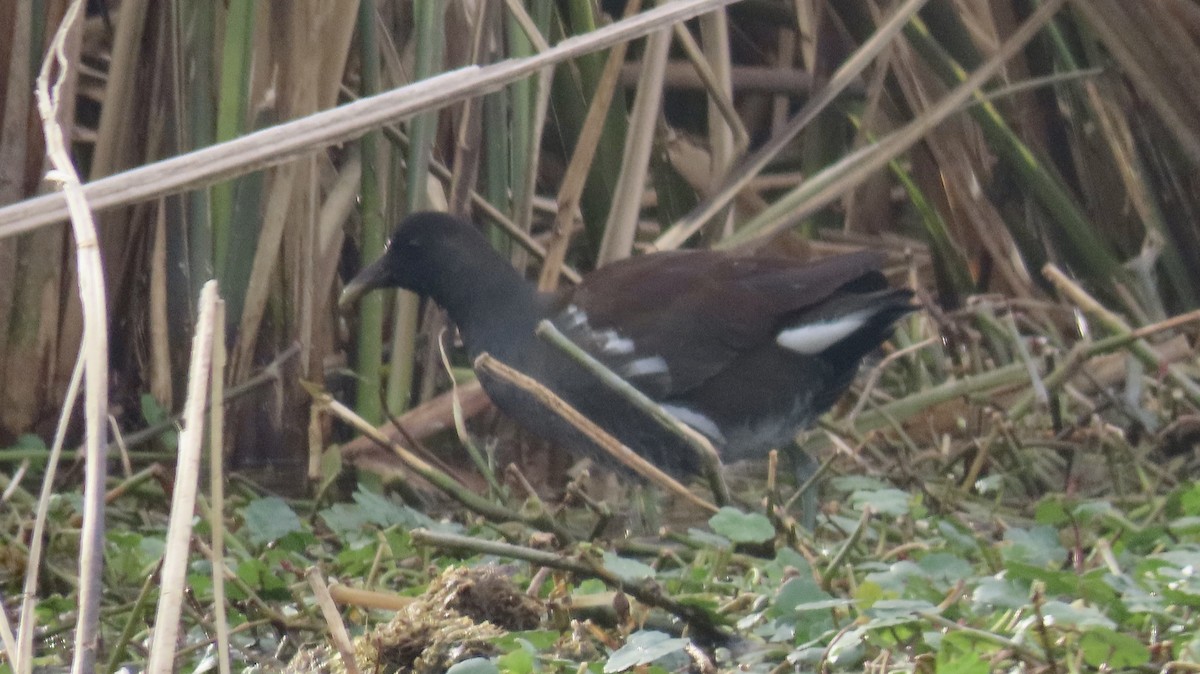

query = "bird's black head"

[{"left": 339, "top": 211, "right": 488, "bottom": 308}]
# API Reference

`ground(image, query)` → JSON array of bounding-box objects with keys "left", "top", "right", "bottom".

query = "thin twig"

[
  {"left": 0, "top": 588, "right": 16, "bottom": 671},
  {"left": 536, "top": 320, "right": 730, "bottom": 505},
  {"left": 15, "top": 352, "right": 84, "bottom": 671},
  {"left": 314, "top": 386, "right": 576, "bottom": 541},
  {"left": 411, "top": 528, "right": 732, "bottom": 643}
]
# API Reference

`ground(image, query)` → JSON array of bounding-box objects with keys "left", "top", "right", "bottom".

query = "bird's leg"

[{"left": 783, "top": 442, "right": 821, "bottom": 531}]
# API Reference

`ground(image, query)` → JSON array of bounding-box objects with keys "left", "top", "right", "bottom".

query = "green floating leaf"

[
  {"left": 240, "top": 496, "right": 302, "bottom": 546},
  {"left": 603, "top": 631, "right": 689, "bottom": 673},
  {"left": 938, "top": 631, "right": 995, "bottom": 674},
  {"left": 236, "top": 558, "right": 286, "bottom": 595},
  {"left": 319, "top": 503, "right": 372, "bottom": 539},
  {"left": 1079, "top": 629, "right": 1150, "bottom": 669},
  {"left": 937, "top": 520, "right": 980, "bottom": 553},
  {"left": 353, "top": 487, "right": 437, "bottom": 529},
  {"left": 575, "top": 578, "right": 608, "bottom": 595},
  {"left": 917, "top": 552, "right": 972, "bottom": 587},
  {"left": 972, "top": 577, "right": 1027, "bottom": 610},
  {"left": 496, "top": 648, "right": 533, "bottom": 674},
  {"left": 849, "top": 488, "right": 910, "bottom": 517},
  {"left": 1071, "top": 500, "right": 1116, "bottom": 524},
  {"left": 864, "top": 561, "right": 927, "bottom": 595},
  {"left": 1001, "top": 526, "right": 1067, "bottom": 568},
  {"left": 1039, "top": 601, "right": 1115, "bottom": 630},
  {"left": 1178, "top": 482, "right": 1200, "bottom": 516},
  {"left": 1168, "top": 515, "right": 1200, "bottom": 537},
  {"left": 140, "top": 393, "right": 168, "bottom": 425},
  {"left": 602, "top": 552, "right": 656, "bottom": 583},
  {"left": 708, "top": 507, "right": 775, "bottom": 544},
  {"left": 826, "top": 626, "right": 866, "bottom": 666},
  {"left": 770, "top": 576, "right": 832, "bottom": 617},
  {"left": 866, "top": 599, "right": 936, "bottom": 620},
  {"left": 445, "top": 657, "right": 499, "bottom": 674},
  {"left": 15, "top": 433, "right": 47, "bottom": 450},
  {"left": 829, "top": 475, "right": 891, "bottom": 492},
  {"left": 936, "top": 645, "right": 990, "bottom": 674},
  {"left": 138, "top": 395, "right": 177, "bottom": 449},
  {"left": 491, "top": 630, "right": 561, "bottom": 652},
  {"left": 1034, "top": 497, "right": 1070, "bottom": 526},
  {"left": 855, "top": 580, "right": 884, "bottom": 609},
  {"left": 686, "top": 527, "right": 732, "bottom": 550}
]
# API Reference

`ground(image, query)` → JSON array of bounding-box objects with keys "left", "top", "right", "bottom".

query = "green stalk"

[
  {"left": 481, "top": 0, "right": 511, "bottom": 242},
  {"left": 846, "top": 112, "right": 974, "bottom": 297},
  {"left": 552, "top": 0, "right": 629, "bottom": 251},
  {"left": 1043, "top": 12, "right": 1197, "bottom": 310},
  {"left": 355, "top": 0, "right": 385, "bottom": 425},
  {"left": 182, "top": 0, "right": 216, "bottom": 295},
  {"left": 211, "top": 0, "right": 255, "bottom": 282},
  {"left": 903, "top": 15, "right": 1124, "bottom": 286},
  {"left": 483, "top": 86, "right": 511, "bottom": 245},
  {"left": 386, "top": 0, "right": 446, "bottom": 415}
]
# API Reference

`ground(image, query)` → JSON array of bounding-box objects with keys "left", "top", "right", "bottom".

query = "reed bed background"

[{"left": 1, "top": 0, "right": 1199, "bottom": 671}]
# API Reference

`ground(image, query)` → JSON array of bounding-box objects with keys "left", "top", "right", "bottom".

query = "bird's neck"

[{"left": 431, "top": 250, "right": 541, "bottom": 362}]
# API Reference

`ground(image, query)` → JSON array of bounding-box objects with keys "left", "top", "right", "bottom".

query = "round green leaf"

[
  {"left": 708, "top": 507, "right": 775, "bottom": 544},
  {"left": 1079, "top": 628, "right": 1150, "bottom": 668},
  {"left": 603, "top": 631, "right": 689, "bottom": 673}
]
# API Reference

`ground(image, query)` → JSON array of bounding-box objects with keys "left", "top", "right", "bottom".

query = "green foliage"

[
  {"left": 240, "top": 496, "right": 303, "bottom": 547},
  {"left": 708, "top": 507, "right": 775, "bottom": 544},
  {"left": 603, "top": 631, "right": 690, "bottom": 673},
  {"left": 9, "top": 456, "right": 1200, "bottom": 672}
]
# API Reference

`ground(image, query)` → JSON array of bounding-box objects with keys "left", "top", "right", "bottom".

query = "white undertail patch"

[
  {"left": 775, "top": 309, "right": 873, "bottom": 355},
  {"left": 621, "top": 356, "right": 669, "bottom": 378}
]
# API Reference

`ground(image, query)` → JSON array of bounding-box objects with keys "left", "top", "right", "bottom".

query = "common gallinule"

[{"left": 341, "top": 211, "right": 913, "bottom": 480}]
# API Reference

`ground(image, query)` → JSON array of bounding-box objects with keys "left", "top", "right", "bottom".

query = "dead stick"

[{"left": 474, "top": 353, "right": 718, "bottom": 514}]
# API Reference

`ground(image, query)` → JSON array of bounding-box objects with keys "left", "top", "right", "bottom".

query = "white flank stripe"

[
  {"left": 597, "top": 329, "right": 635, "bottom": 354},
  {"left": 660, "top": 404, "right": 725, "bottom": 442},
  {"left": 564, "top": 304, "right": 587, "bottom": 327},
  {"left": 620, "top": 355, "right": 669, "bottom": 378},
  {"left": 775, "top": 310, "right": 871, "bottom": 355}
]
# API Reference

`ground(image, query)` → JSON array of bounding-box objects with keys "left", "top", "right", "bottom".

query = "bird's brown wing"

[{"left": 549, "top": 250, "right": 891, "bottom": 398}]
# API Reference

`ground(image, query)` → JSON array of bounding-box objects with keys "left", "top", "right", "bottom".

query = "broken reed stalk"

[
  {"left": 474, "top": 352, "right": 719, "bottom": 514},
  {"left": 535, "top": 320, "right": 731, "bottom": 506},
  {"left": 35, "top": 2, "right": 110, "bottom": 669},
  {"left": 306, "top": 568, "right": 362, "bottom": 674},
  {"left": 146, "top": 281, "right": 220, "bottom": 673},
  {"left": 209, "top": 298, "right": 232, "bottom": 674},
  {"left": 327, "top": 585, "right": 414, "bottom": 612}
]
